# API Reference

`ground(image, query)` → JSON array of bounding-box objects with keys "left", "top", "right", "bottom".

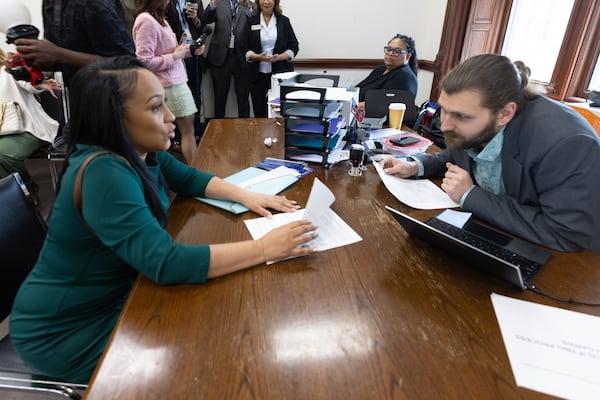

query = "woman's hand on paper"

[
  {"left": 259, "top": 220, "right": 318, "bottom": 262},
  {"left": 242, "top": 193, "right": 300, "bottom": 218}
]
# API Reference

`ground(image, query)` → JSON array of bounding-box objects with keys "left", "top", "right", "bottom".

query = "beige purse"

[{"left": 0, "top": 101, "right": 25, "bottom": 135}]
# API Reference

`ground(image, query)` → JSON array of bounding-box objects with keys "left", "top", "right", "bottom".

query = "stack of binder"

[{"left": 279, "top": 84, "right": 345, "bottom": 166}]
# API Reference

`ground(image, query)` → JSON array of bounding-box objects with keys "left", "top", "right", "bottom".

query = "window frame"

[{"left": 431, "top": 0, "right": 600, "bottom": 102}]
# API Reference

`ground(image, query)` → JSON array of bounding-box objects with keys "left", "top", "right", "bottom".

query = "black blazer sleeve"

[{"left": 272, "top": 15, "right": 299, "bottom": 74}]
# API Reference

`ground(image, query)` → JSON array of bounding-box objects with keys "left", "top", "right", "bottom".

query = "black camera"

[{"left": 5, "top": 24, "right": 45, "bottom": 85}]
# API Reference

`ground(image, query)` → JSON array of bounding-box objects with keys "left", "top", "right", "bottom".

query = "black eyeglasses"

[{"left": 384, "top": 46, "right": 408, "bottom": 57}]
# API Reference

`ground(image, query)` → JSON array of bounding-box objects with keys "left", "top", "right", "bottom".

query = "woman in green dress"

[{"left": 10, "top": 56, "right": 317, "bottom": 383}]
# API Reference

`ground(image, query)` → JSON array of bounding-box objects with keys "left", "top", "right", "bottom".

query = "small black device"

[
  {"left": 348, "top": 144, "right": 365, "bottom": 176},
  {"left": 390, "top": 136, "right": 421, "bottom": 147},
  {"left": 5, "top": 24, "right": 45, "bottom": 85}
]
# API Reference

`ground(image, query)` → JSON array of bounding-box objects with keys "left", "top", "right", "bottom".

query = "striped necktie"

[{"left": 230, "top": 0, "right": 239, "bottom": 35}]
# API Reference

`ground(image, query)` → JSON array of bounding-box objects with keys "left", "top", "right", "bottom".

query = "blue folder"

[{"left": 195, "top": 167, "right": 298, "bottom": 214}]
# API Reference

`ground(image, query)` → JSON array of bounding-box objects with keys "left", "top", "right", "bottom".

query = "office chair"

[
  {"left": 364, "top": 89, "right": 417, "bottom": 127},
  {"left": 0, "top": 173, "right": 87, "bottom": 399},
  {"left": 294, "top": 73, "right": 340, "bottom": 88}
]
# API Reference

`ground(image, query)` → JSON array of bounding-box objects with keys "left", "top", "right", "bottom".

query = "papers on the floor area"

[
  {"left": 372, "top": 161, "right": 459, "bottom": 209},
  {"left": 244, "top": 177, "right": 362, "bottom": 264},
  {"left": 491, "top": 293, "right": 600, "bottom": 400}
]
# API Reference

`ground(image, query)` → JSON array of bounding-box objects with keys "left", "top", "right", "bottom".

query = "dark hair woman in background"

[{"left": 356, "top": 33, "right": 418, "bottom": 103}]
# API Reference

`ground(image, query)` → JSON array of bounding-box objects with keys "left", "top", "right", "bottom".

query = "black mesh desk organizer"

[{"left": 280, "top": 85, "right": 343, "bottom": 166}]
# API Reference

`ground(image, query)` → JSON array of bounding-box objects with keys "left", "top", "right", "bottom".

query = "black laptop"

[
  {"left": 364, "top": 89, "right": 417, "bottom": 126},
  {"left": 385, "top": 206, "right": 551, "bottom": 289}
]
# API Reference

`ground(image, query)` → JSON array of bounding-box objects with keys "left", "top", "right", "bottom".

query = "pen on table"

[{"left": 274, "top": 121, "right": 282, "bottom": 126}]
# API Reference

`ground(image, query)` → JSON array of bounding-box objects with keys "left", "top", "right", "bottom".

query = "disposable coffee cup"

[{"left": 388, "top": 103, "right": 406, "bottom": 129}]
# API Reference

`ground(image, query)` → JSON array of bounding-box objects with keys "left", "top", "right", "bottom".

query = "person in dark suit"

[
  {"left": 201, "top": 0, "right": 254, "bottom": 118},
  {"left": 238, "top": 0, "right": 299, "bottom": 117},
  {"left": 381, "top": 54, "right": 600, "bottom": 252}
]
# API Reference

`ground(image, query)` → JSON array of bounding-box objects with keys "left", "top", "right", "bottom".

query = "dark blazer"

[
  {"left": 416, "top": 96, "right": 600, "bottom": 252},
  {"left": 356, "top": 64, "right": 418, "bottom": 102},
  {"left": 238, "top": 13, "right": 299, "bottom": 82},
  {"left": 200, "top": 1, "right": 253, "bottom": 67}
]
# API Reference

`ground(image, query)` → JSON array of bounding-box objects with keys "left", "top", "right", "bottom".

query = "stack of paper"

[{"left": 244, "top": 177, "right": 362, "bottom": 263}]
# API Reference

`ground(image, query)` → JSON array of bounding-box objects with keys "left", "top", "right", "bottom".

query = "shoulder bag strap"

[{"left": 73, "top": 151, "right": 111, "bottom": 233}]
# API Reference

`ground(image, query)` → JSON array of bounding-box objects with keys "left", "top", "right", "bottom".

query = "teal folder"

[{"left": 195, "top": 167, "right": 299, "bottom": 214}]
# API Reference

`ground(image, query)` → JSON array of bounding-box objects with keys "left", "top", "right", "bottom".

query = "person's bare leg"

[{"left": 176, "top": 115, "right": 197, "bottom": 164}]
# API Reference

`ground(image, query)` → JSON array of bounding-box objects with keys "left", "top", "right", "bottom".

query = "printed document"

[
  {"left": 372, "top": 161, "right": 459, "bottom": 209},
  {"left": 244, "top": 178, "right": 362, "bottom": 264},
  {"left": 491, "top": 293, "right": 600, "bottom": 400}
]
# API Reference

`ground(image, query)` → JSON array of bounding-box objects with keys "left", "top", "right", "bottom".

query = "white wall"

[
  {"left": 214, "top": 0, "right": 447, "bottom": 117},
  {"left": 1, "top": 0, "right": 447, "bottom": 116},
  {"left": 281, "top": 0, "right": 446, "bottom": 61}
]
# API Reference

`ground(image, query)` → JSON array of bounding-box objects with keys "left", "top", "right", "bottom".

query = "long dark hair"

[
  {"left": 390, "top": 34, "right": 418, "bottom": 75},
  {"left": 64, "top": 55, "right": 168, "bottom": 225},
  {"left": 135, "top": 0, "right": 169, "bottom": 26},
  {"left": 441, "top": 54, "right": 544, "bottom": 113}
]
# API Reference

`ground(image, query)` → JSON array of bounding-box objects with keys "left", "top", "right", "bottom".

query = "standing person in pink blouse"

[{"left": 133, "top": 0, "right": 204, "bottom": 164}]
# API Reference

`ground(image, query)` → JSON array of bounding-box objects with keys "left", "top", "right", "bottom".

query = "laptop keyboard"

[{"left": 424, "top": 217, "right": 542, "bottom": 282}]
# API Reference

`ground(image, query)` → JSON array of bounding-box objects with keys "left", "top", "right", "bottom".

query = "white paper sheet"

[
  {"left": 436, "top": 209, "right": 472, "bottom": 228},
  {"left": 372, "top": 161, "right": 460, "bottom": 209},
  {"left": 244, "top": 178, "right": 362, "bottom": 264},
  {"left": 491, "top": 293, "right": 600, "bottom": 400}
]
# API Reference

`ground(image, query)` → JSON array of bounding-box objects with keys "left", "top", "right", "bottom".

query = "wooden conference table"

[{"left": 84, "top": 119, "right": 600, "bottom": 400}]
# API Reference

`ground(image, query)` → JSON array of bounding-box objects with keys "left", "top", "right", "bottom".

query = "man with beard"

[{"left": 381, "top": 54, "right": 600, "bottom": 253}]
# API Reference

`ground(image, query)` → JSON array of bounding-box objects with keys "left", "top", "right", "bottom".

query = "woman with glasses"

[{"left": 356, "top": 34, "right": 418, "bottom": 103}]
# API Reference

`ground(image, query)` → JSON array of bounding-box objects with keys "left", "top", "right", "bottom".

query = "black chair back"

[
  {"left": 0, "top": 173, "right": 47, "bottom": 320},
  {"left": 295, "top": 74, "right": 340, "bottom": 87}
]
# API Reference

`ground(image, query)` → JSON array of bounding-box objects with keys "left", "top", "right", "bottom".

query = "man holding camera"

[{"left": 14, "top": 0, "right": 134, "bottom": 87}]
